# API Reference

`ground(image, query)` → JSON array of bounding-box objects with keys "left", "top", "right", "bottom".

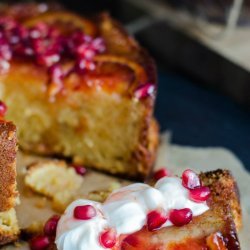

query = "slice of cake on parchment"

[{"left": 30, "top": 169, "right": 241, "bottom": 250}]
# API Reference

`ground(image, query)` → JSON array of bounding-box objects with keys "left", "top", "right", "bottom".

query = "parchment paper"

[{"left": 3, "top": 133, "right": 250, "bottom": 249}]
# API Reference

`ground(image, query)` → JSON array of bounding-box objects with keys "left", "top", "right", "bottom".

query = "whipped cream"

[
  {"left": 56, "top": 200, "right": 108, "bottom": 250},
  {"left": 56, "top": 177, "right": 209, "bottom": 250}
]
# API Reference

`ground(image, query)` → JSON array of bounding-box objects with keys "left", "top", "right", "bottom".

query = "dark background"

[{"left": 4, "top": 0, "right": 250, "bottom": 171}]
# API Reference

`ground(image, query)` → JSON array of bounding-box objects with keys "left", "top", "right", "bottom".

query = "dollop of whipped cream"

[
  {"left": 56, "top": 177, "right": 209, "bottom": 250},
  {"left": 56, "top": 200, "right": 108, "bottom": 250}
]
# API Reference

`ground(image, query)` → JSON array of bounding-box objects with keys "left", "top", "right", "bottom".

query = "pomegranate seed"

[
  {"left": 72, "top": 31, "right": 91, "bottom": 45},
  {"left": 0, "top": 59, "right": 10, "bottom": 74},
  {"left": 147, "top": 209, "right": 168, "bottom": 231},
  {"left": 189, "top": 186, "right": 210, "bottom": 203},
  {"left": 75, "top": 58, "right": 95, "bottom": 74},
  {"left": 121, "top": 235, "right": 139, "bottom": 248},
  {"left": 48, "top": 64, "right": 64, "bottom": 82},
  {"left": 36, "top": 51, "right": 60, "bottom": 67},
  {"left": 0, "top": 101, "right": 7, "bottom": 117},
  {"left": 74, "top": 205, "right": 97, "bottom": 220},
  {"left": 92, "top": 38, "right": 106, "bottom": 53},
  {"left": 0, "top": 39, "right": 12, "bottom": 60},
  {"left": 29, "top": 23, "right": 48, "bottom": 39},
  {"left": 99, "top": 229, "right": 117, "bottom": 248},
  {"left": 153, "top": 168, "right": 170, "bottom": 181},
  {"left": 44, "top": 215, "right": 60, "bottom": 236},
  {"left": 48, "top": 27, "right": 60, "bottom": 38},
  {"left": 29, "top": 235, "right": 50, "bottom": 250},
  {"left": 0, "top": 17, "right": 17, "bottom": 31},
  {"left": 76, "top": 43, "right": 96, "bottom": 60},
  {"left": 31, "top": 38, "right": 46, "bottom": 54},
  {"left": 134, "top": 83, "right": 155, "bottom": 100},
  {"left": 182, "top": 169, "right": 201, "bottom": 190},
  {"left": 14, "top": 42, "right": 34, "bottom": 57},
  {"left": 169, "top": 208, "right": 193, "bottom": 227},
  {"left": 72, "top": 164, "right": 87, "bottom": 176}
]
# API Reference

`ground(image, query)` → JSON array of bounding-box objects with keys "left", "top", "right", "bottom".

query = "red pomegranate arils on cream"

[
  {"left": 74, "top": 205, "right": 97, "bottom": 220},
  {"left": 134, "top": 83, "right": 155, "bottom": 100},
  {"left": 44, "top": 215, "right": 60, "bottom": 236},
  {"left": 147, "top": 209, "right": 168, "bottom": 231},
  {"left": 29, "top": 235, "right": 50, "bottom": 250},
  {"left": 182, "top": 169, "right": 201, "bottom": 190},
  {"left": 153, "top": 168, "right": 170, "bottom": 181},
  {"left": 169, "top": 208, "right": 193, "bottom": 227},
  {"left": 189, "top": 186, "right": 211, "bottom": 203},
  {"left": 0, "top": 101, "right": 7, "bottom": 117},
  {"left": 99, "top": 229, "right": 117, "bottom": 248}
]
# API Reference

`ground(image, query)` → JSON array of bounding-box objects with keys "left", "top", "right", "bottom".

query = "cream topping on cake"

[
  {"left": 56, "top": 200, "right": 108, "bottom": 250},
  {"left": 56, "top": 174, "right": 209, "bottom": 250}
]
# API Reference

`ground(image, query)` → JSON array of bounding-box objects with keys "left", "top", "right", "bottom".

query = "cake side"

[
  {"left": 0, "top": 5, "right": 158, "bottom": 179},
  {"left": 0, "top": 120, "right": 18, "bottom": 212},
  {"left": 0, "top": 118, "right": 19, "bottom": 246}
]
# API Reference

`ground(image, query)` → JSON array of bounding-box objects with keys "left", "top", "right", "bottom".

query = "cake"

[
  {"left": 24, "top": 160, "right": 84, "bottom": 212},
  {"left": 0, "top": 2, "right": 158, "bottom": 180},
  {"left": 29, "top": 169, "right": 241, "bottom": 250},
  {"left": 0, "top": 115, "right": 19, "bottom": 245}
]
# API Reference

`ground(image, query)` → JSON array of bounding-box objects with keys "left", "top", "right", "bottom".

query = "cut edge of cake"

[{"left": 0, "top": 120, "right": 19, "bottom": 246}]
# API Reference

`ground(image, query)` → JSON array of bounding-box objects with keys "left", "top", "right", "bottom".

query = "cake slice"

[
  {"left": 32, "top": 169, "right": 241, "bottom": 250},
  {"left": 0, "top": 119, "right": 19, "bottom": 245},
  {"left": 0, "top": 3, "right": 158, "bottom": 180},
  {"left": 117, "top": 170, "right": 241, "bottom": 250}
]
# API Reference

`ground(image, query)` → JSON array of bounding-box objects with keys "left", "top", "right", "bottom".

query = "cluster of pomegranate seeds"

[
  {"left": 99, "top": 229, "right": 117, "bottom": 248},
  {"left": 71, "top": 164, "right": 87, "bottom": 176},
  {"left": 74, "top": 204, "right": 97, "bottom": 220},
  {"left": 182, "top": 169, "right": 211, "bottom": 203},
  {"left": 0, "top": 17, "right": 106, "bottom": 95},
  {"left": 0, "top": 101, "right": 7, "bottom": 118},
  {"left": 153, "top": 168, "right": 171, "bottom": 181},
  {"left": 29, "top": 214, "right": 60, "bottom": 250},
  {"left": 147, "top": 209, "right": 168, "bottom": 231},
  {"left": 169, "top": 208, "right": 193, "bottom": 227},
  {"left": 134, "top": 83, "right": 155, "bottom": 100}
]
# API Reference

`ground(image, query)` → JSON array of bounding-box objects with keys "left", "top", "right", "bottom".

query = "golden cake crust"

[{"left": 0, "top": 121, "right": 18, "bottom": 212}]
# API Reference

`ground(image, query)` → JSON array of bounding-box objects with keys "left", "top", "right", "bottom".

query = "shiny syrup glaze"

[
  {"left": 0, "top": 5, "right": 155, "bottom": 98},
  {"left": 116, "top": 229, "right": 230, "bottom": 250}
]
